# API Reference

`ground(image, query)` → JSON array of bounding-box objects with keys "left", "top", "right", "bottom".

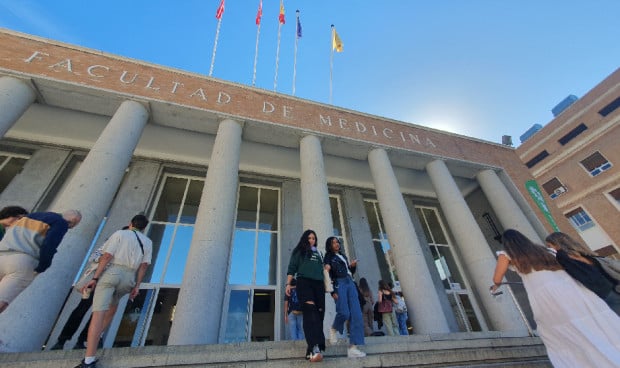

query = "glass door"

[{"left": 415, "top": 206, "right": 485, "bottom": 332}]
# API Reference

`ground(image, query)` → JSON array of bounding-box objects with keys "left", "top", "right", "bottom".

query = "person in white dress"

[{"left": 491, "top": 229, "right": 620, "bottom": 368}]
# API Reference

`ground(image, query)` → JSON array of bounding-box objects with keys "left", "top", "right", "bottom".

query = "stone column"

[
  {"left": 168, "top": 119, "right": 242, "bottom": 346},
  {"left": 0, "top": 76, "right": 36, "bottom": 138},
  {"left": 0, "top": 100, "right": 149, "bottom": 352},
  {"left": 427, "top": 160, "right": 529, "bottom": 334},
  {"left": 0, "top": 147, "right": 71, "bottom": 210},
  {"left": 476, "top": 169, "right": 541, "bottom": 242},
  {"left": 368, "top": 148, "right": 450, "bottom": 333},
  {"left": 299, "top": 135, "right": 334, "bottom": 336},
  {"left": 341, "top": 189, "right": 381, "bottom": 298}
]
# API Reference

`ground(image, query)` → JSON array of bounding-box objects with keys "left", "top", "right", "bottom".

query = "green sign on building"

[{"left": 525, "top": 180, "right": 560, "bottom": 232}]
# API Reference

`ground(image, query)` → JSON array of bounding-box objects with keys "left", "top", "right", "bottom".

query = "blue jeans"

[
  {"left": 332, "top": 277, "right": 364, "bottom": 346},
  {"left": 396, "top": 312, "right": 408, "bottom": 335},
  {"left": 288, "top": 312, "right": 304, "bottom": 340}
]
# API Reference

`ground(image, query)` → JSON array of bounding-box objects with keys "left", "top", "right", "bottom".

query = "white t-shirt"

[{"left": 103, "top": 229, "right": 152, "bottom": 270}]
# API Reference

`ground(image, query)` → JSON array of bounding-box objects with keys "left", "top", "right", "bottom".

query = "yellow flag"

[{"left": 332, "top": 27, "right": 343, "bottom": 52}]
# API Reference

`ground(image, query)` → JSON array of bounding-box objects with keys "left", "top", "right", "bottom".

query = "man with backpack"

[{"left": 284, "top": 278, "right": 304, "bottom": 340}]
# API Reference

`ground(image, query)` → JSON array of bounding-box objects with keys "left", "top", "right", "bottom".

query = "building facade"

[
  {"left": 517, "top": 68, "right": 620, "bottom": 257},
  {"left": 0, "top": 29, "right": 571, "bottom": 353}
]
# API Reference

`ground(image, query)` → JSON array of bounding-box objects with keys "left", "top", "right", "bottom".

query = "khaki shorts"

[
  {"left": 92, "top": 264, "right": 135, "bottom": 312},
  {"left": 0, "top": 253, "right": 38, "bottom": 305}
]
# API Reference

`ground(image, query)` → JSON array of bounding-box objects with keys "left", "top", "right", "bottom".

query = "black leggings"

[
  {"left": 297, "top": 277, "right": 325, "bottom": 353},
  {"left": 58, "top": 295, "right": 93, "bottom": 344}
]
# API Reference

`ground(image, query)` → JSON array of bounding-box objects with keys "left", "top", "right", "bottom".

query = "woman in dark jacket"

[
  {"left": 285, "top": 229, "right": 326, "bottom": 362},
  {"left": 545, "top": 231, "right": 620, "bottom": 316},
  {"left": 324, "top": 236, "right": 366, "bottom": 358}
]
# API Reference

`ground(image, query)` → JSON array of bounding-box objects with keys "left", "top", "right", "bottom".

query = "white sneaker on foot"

[
  {"left": 329, "top": 328, "right": 338, "bottom": 344},
  {"left": 347, "top": 345, "right": 366, "bottom": 358}
]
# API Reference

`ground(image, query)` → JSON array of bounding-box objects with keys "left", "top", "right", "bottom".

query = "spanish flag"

[
  {"left": 279, "top": 1, "right": 285, "bottom": 24},
  {"left": 332, "top": 26, "right": 343, "bottom": 52}
]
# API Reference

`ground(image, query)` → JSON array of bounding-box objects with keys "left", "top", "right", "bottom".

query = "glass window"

[
  {"left": 364, "top": 199, "right": 396, "bottom": 283},
  {"left": 224, "top": 290, "right": 251, "bottom": 343},
  {"left": 223, "top": 184, "right": 280, "bottom": 343},
  {"left": 525, "top": 150, "right": 549, "bottom": 169},
  {"left": 609, "top": 188, "right": 620, "bottom": 209},
  {"left": 542, "top": 177, "right": 567, "bottom": 199},
  {"left": 147, "top": 175, "right": 204, "bottom": 285},
  {"left": 558, "top": 123, "right": 587, "bottom": 145},
  {"left": 0, "top": 153, "right": 29, "bottom": 193},
  {"left": 580, "top": 151, "right": 612, "bottom": 177},
  {"left": 598, "top": 96, "right": 620, "bottom": 117},
  {"left": 565, "top": 208, "right": 595, "bottom": 232}
]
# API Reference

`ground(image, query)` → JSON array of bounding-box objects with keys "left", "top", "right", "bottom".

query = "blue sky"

[{"left": 1, "top": 0, "right": 618, "bottom": 145}]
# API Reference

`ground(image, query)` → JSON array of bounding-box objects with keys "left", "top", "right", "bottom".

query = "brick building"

[{"left": 517, "top": 68, "right": 620, "bottom": 256}]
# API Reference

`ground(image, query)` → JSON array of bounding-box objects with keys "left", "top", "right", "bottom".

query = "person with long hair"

[
  {"left": 324, "top": 236, "right": 366, "bottom": 358},
  {"left": 545, "top": 231, "right": 620, "bottom": 316},
  {"left": 358, "top": 277, "right": 375, "bottom": 336},
  {"left": 285, "top": 230, "right": 326, "bottom": 362},
  {"left": 491, "top": 229, "right": 620, "bottom": 367},
  {"left": 377, "top": 279, "right": 399, "bottom": 336}
]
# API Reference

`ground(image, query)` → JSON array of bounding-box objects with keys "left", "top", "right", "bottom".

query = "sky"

[{"left": 1, "top": 0, "right": 619, "bottom": 146}]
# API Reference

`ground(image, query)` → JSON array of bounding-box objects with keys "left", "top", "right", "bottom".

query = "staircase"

[{"left": 0, "top": 332, "right": 551, "bottom": 368}]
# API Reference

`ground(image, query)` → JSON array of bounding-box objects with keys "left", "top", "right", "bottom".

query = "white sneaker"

[
  {"left": 329, "top": 328, "right": 338, "bottom": 344},
  {"left": 310, "top": 345, "right": 323, "bottom": 362},
  {"left": 347, "top": 345, "right": 366, "bottom": 358}
]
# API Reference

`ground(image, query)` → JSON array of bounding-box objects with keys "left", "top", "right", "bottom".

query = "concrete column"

[
  {"left": 0, "top": 100, "right": 149, "bottom": 352},
  {"left": 368, "top": 148, "right": 450, "bottom": 333},
  {"left": 168, "top": 118, "right": 242, "bottom": 346},
  {"left": 299, "top": 135, "right": 334, "bottom": 336},
  {"left": 0, "top": 147, "right": 71, "bottom": 210},
  {"left": 341, "top": 189, "right": 381, "bottom": 297},
  {"left": 0, "top": 77, "right": 36, "bottom": 138},
  {"left": 476, "top": 169, "right": 541, "bottom": 242},
  {"left": 427, "top": 160, "right": 529, "bottom": 334}
]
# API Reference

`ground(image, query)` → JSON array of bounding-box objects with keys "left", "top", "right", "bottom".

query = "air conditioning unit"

[{"left": 553, "top": 186, "right": 567, "bottom": 196}]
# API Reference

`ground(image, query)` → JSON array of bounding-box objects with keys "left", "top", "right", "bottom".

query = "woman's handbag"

[
  {"left": 323, "top": 269, "right": 334, "bottom": 293},
  {"left": 377, "top": 298, "right": 392, "bottom": 313}
]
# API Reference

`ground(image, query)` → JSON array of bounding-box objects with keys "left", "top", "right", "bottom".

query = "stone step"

[{"left": 0, "top": 333, "right": 551, "bottom": 368}]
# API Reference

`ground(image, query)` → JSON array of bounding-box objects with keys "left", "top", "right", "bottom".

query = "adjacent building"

[
  {"left": 0, "top": 29, "right": 571, "bottom": 352},
  {"left": 517, "top": 68, "right": 620, "bottom": 256}
]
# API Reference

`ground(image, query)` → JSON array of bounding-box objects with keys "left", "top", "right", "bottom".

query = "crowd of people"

[{"left": 3, "top": 206, "right": 620, "bottom": 366}]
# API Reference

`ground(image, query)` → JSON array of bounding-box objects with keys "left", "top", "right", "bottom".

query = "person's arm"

[
  {"left": 378, "top": 291, "right": 383, "bottom": 303},
  {"left": 130, "top": 262, "right": 149, "bottom": 300},
  {"left": 285, "top": 274, "right": 294, "bottom": 297},
  {"left": 490, "top": 254, "right": 510, "bottom": 293},
  {"left": 82, "top": 252, "right": 113, "bottom": 293}
]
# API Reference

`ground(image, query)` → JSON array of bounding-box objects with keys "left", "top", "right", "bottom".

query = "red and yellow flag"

[
  {"left": 278, "top": 1, "right": 285, "bottom": 24},
  {"left": 215, "top": 0, "right": 225, "bottom": 20}
]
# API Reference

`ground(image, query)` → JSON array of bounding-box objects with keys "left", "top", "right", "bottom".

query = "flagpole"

[
  {"left": 209, "top": 17, "right": 223, "bottom": 77},
  {"left": 292, "top": 10, "right": 300, "bottom": 96},
  {"left": 252, "top": 2, "right": 262, "bottom": 86},
  {"left": 329, "top": 25, "right": 334, "bottom": 104},
  {"left": 274, "top": 23, "right": 282, "bottom": 91}
]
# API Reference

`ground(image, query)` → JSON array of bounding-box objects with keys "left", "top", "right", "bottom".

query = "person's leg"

[
  {"left": 0, "top": 254, "right": 37, "bottom": 313},
  {"left": 381, "top": 313, "right": 394, "bottom": 335},
  {"left": 295, "top": 314, "right": 305, "bottom": 340},
  {"left": 389, "top": 312, "right": 399, "bottom": 336},
  {"left": 59, "top": 296, "right": 93, "bottom": 347},
  {"left": 344, "top": 280, "right": 364, "bottom": 346},
  {"left": 396, "top": 312, "right": 408, "bottom": 335},
  {"left": 332, "top": 278, "right": 351, "bottom": 335}
]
